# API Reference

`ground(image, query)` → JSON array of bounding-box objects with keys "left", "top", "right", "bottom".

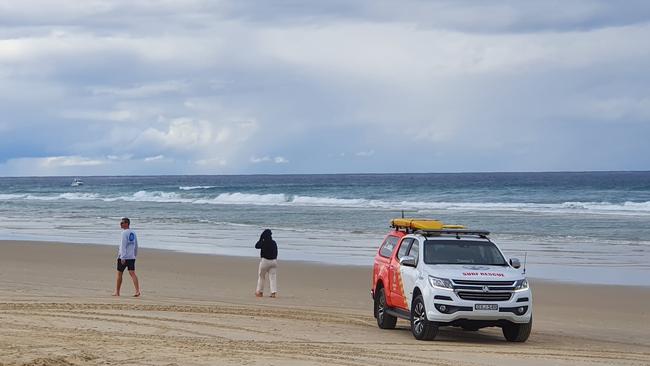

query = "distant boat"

[{"left": 71, "top": 178, "right": 84, "bottom": 187}]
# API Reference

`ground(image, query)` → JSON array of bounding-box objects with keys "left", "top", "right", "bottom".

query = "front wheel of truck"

[
  {"left": 410, "top": 295, "right": 438, "bottom": 340},
  {"left": 502, "top": 317, "right": 532, "bottom": 342}
]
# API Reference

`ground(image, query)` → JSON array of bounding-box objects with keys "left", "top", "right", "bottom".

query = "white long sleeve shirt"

[{"left": 118, "top": 229, "right": 138, "bottom": 259}]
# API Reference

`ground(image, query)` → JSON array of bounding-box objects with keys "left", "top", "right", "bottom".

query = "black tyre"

[
  {"left": 410, "top": 295, "right": 438, "bottom": 340},
  {"left": 502, "top": 317, "right": 532, "bottom": 342},
  {"left": 375, "top": 287, "right": 397, "bottom": 329}
]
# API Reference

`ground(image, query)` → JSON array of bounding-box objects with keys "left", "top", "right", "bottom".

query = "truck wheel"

[
  {"left": 410, "top": 295, "right": 438, "bottom": 340},
  {"left": 502, "top": 317, "right": 532, "bottom": 342},
  {"left": 375, "top": 287, "right": 397, "bottom": 329}
]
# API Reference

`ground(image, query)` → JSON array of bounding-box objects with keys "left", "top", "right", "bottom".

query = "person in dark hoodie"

[{"left": 255, "top": 229, "right": 278, "bottom": 298}]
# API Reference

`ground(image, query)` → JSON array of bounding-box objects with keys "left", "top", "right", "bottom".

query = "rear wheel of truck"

[
  {"left": 410, "top": 295, "right": 438, "bottom": 340},
  {"left": 375, "top": 287, "right": 397, "bottom": 329},
  {"left": 502, "top": 317, "right": 532, "bottom": 342}
]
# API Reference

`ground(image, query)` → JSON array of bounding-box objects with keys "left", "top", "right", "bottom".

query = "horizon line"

[{"left": 1, "top": 169, "right": 649, "bottom": 178}]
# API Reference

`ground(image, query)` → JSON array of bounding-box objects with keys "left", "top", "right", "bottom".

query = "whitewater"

[{"left": 3, "top": 190, "right": 650, "bottom": 215}]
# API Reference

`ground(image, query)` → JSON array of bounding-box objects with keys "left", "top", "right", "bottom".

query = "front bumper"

[{"left": 423, "top": 286, "right": 532, "bottom": 324}]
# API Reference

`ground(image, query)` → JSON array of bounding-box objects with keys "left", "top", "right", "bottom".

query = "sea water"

[{"left": 1, "top": 172, "right": 649, "bottom": 286}]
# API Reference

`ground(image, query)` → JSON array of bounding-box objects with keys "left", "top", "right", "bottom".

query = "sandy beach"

[{"left": 0, "top": 240, "right": 649, "bottom": 366}]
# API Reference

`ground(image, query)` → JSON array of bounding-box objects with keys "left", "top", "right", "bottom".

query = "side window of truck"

[
  {"left": 379, "top": 236, "right": 399, "bottom": 258},
  {"left": 397, "top": 238, "right": 413, "bottom": 260},
  {"left": 408, "top": 240, "right": 420, "bottom": 264}
]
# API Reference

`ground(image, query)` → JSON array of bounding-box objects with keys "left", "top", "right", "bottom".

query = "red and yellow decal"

[{"left": 391, "top": 266, "right": 409, "bottom": 310}]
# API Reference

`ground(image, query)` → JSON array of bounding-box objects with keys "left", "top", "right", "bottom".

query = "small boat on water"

[{"left": 71, "top": 178, "right": 84, "bottom": 187}]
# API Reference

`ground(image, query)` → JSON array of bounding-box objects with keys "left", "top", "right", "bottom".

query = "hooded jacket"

[{"left": 255, "top": 229, "right": 278, "bottom": 260}]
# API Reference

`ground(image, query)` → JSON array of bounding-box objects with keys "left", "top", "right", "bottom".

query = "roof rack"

[
  {"left": 390, "top": 218, "right": 490, "bottom": 237},
  {"left": 415, "top": 229, "right": 490, "bottom": 237}
]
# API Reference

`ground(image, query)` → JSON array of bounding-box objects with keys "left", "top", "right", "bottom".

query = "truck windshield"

[{"left": 423, "top": 240, "right": 507, "bottom": 265}]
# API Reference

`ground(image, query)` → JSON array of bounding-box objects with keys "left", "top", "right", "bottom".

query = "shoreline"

[{"left": 1, "top": 239, "right": 649, "bottom": 365}]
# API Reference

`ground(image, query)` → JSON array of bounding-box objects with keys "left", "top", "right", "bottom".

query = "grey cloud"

[
  {"left": 3, "top": 1, "right": 650, "bottom": 33},
  {"left": 1, "top": 1, "right": 649, "bottom": 175}
]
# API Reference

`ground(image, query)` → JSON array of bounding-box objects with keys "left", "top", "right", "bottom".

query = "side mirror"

[
  {"left": 510, "top": 258, "right": 521, "bottom": 269},
  {"left": 400, "top": 255, "right": 417, "bottom": 267}
]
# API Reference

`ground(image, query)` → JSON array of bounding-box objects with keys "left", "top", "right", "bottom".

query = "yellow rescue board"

[
  {"left": 391, "top": 218, "right": 466, "bottom": 231},
  {"left": 442, "top": 224, "right": 465, "bottom": 229}
]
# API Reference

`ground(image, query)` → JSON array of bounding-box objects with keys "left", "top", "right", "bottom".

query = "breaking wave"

[
  {"left": 1, "top": 190, "right": 649, "bottom": 215},
  {"left": 24, "top": 193, "right": 101, "bottom": 201},
  {"left": 179, "top": 186, "right": 217, "bottom": 190},
  {"left": 0, "top": 194, "right": 26, "bottom": 200}
]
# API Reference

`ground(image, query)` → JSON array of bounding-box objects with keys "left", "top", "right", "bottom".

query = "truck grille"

[
  {"left": 453, "top": 279, "right": 515, "bottom": 286},
  {"left": 457, "top": 291, "right": 512, "bottom": 301},
  {"left": 452, "top": 279, "right": 515, "bottom": 302}
]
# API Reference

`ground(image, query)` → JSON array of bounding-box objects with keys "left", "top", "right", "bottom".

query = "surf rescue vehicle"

[{"left": 371, "top": 218, "right": 532, "bottom": 341}]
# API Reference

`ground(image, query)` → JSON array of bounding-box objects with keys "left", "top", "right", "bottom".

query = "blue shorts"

[{"left": 117, "top": 258, "right": 136, "bottom": 272}]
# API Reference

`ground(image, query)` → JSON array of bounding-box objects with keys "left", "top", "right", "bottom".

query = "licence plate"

[{"left": 475, "top": 304, "right": 498, "bottom": 311}]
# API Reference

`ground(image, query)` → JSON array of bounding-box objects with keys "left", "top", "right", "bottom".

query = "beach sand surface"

[{"left": 0, "top": 240, "right": 649, "bottom": 366}]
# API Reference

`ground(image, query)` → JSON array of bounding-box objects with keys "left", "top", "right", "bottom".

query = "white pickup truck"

[{"left": 371, "top": 219, "right": 532, "bottom": 342}]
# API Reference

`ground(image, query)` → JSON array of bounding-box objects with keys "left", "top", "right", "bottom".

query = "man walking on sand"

[{"left": 113, "top": 217, "right": 141, "bottom": 297}]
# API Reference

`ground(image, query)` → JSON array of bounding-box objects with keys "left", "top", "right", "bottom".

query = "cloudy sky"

[{"left": 1, "top": 0, "right": 649, "bottom": 176}]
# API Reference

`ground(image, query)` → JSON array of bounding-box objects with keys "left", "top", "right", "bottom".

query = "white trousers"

[{"left": 256, "top": 258, "right": 278, "bottom": 294}]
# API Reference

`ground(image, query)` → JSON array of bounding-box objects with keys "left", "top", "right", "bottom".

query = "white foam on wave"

[
  {"left": 3, "top": 189, "right": 650, "bottom": 215},
  {"left": 0, "top": 194, "right": 26, "bottom": 200},
  {"left": 291, "top": 195, "right": 370, "bottom": 206},
  {"left": 60, "top": 192, "right": 101, "bottom": 200},
  {"left": 106, "top": 190, "right": 194, "bottom": 203},
  {"left": 23, "top": 193, "right": 101, "bottom": 201},
  {"left": 562, "top": 201, "right": 650, "bottom": 212},
  {"left": 199, "top": 193, "right": 380, "bottom": 207},
  {"left": 415, "top": 201, "right": 650, "bottom": 215},
  {"left": 192, "top": 195, "right": 650, "bottom": 214},
  {"left": 195, "top": 192, "right": 288, "bottom": 205},
  {"left": 179, "top": 186, "right": 217, "bottom": 190}
]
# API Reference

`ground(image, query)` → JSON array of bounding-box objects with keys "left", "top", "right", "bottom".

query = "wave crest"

[
  {"left": 2, "top": 190, "right": 650, "bottom": 215},
  {"left": 23, "top": 193, "right": 100, "bottom": 201},
  {"left": 179, "top": 186, "right": 217, "bottom": 190}
]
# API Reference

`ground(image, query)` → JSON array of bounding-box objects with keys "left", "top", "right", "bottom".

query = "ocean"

[{"left": 1, "top": 172, "right": 649, "bottom": 286}]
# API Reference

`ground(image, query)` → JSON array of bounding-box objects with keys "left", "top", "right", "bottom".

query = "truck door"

[
  {"left": 390, "top": 237, "right": 414, "bottom": 311},
  {"left": 377, "top": 234, "right": 400, "bottom": 307},
  {"left": 400, "top": 239, "right": 419, "bottom": 310}
]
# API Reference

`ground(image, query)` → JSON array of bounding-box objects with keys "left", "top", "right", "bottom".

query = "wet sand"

[{"left": 0, "top": 240, "right": 649, "bottom": 365}]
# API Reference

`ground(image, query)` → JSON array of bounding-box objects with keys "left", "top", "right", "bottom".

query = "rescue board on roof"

[{"left": 390, "top": 218, "right": 465, "bottom": 231}]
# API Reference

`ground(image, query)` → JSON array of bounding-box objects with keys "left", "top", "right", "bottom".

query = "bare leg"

[
  {"left": 129, "top": 270, "right": 140, "bottom": 297},
  {"left": 113, "top": 271, "right": 123, "bottom": 296}
]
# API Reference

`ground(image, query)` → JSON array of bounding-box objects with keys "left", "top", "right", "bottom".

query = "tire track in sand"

[{"left": 1, "top": 302, "right": 649, "bottom": 365}]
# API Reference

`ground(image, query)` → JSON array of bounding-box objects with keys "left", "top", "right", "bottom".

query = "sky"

[{"left": 1, "top": 0, "right": 649, "bottom": 176}]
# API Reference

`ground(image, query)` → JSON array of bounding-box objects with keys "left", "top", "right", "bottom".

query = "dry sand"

[{"left": 0, "top": 240, "right": 648, "bottom": 366}]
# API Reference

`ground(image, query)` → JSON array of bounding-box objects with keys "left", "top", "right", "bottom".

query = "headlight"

[
  {"left": 514, "top": 279, "right": 529, "bottom": 292},
  {"left": 429, "top": 276, "right": 453, "bottom": 290}
]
